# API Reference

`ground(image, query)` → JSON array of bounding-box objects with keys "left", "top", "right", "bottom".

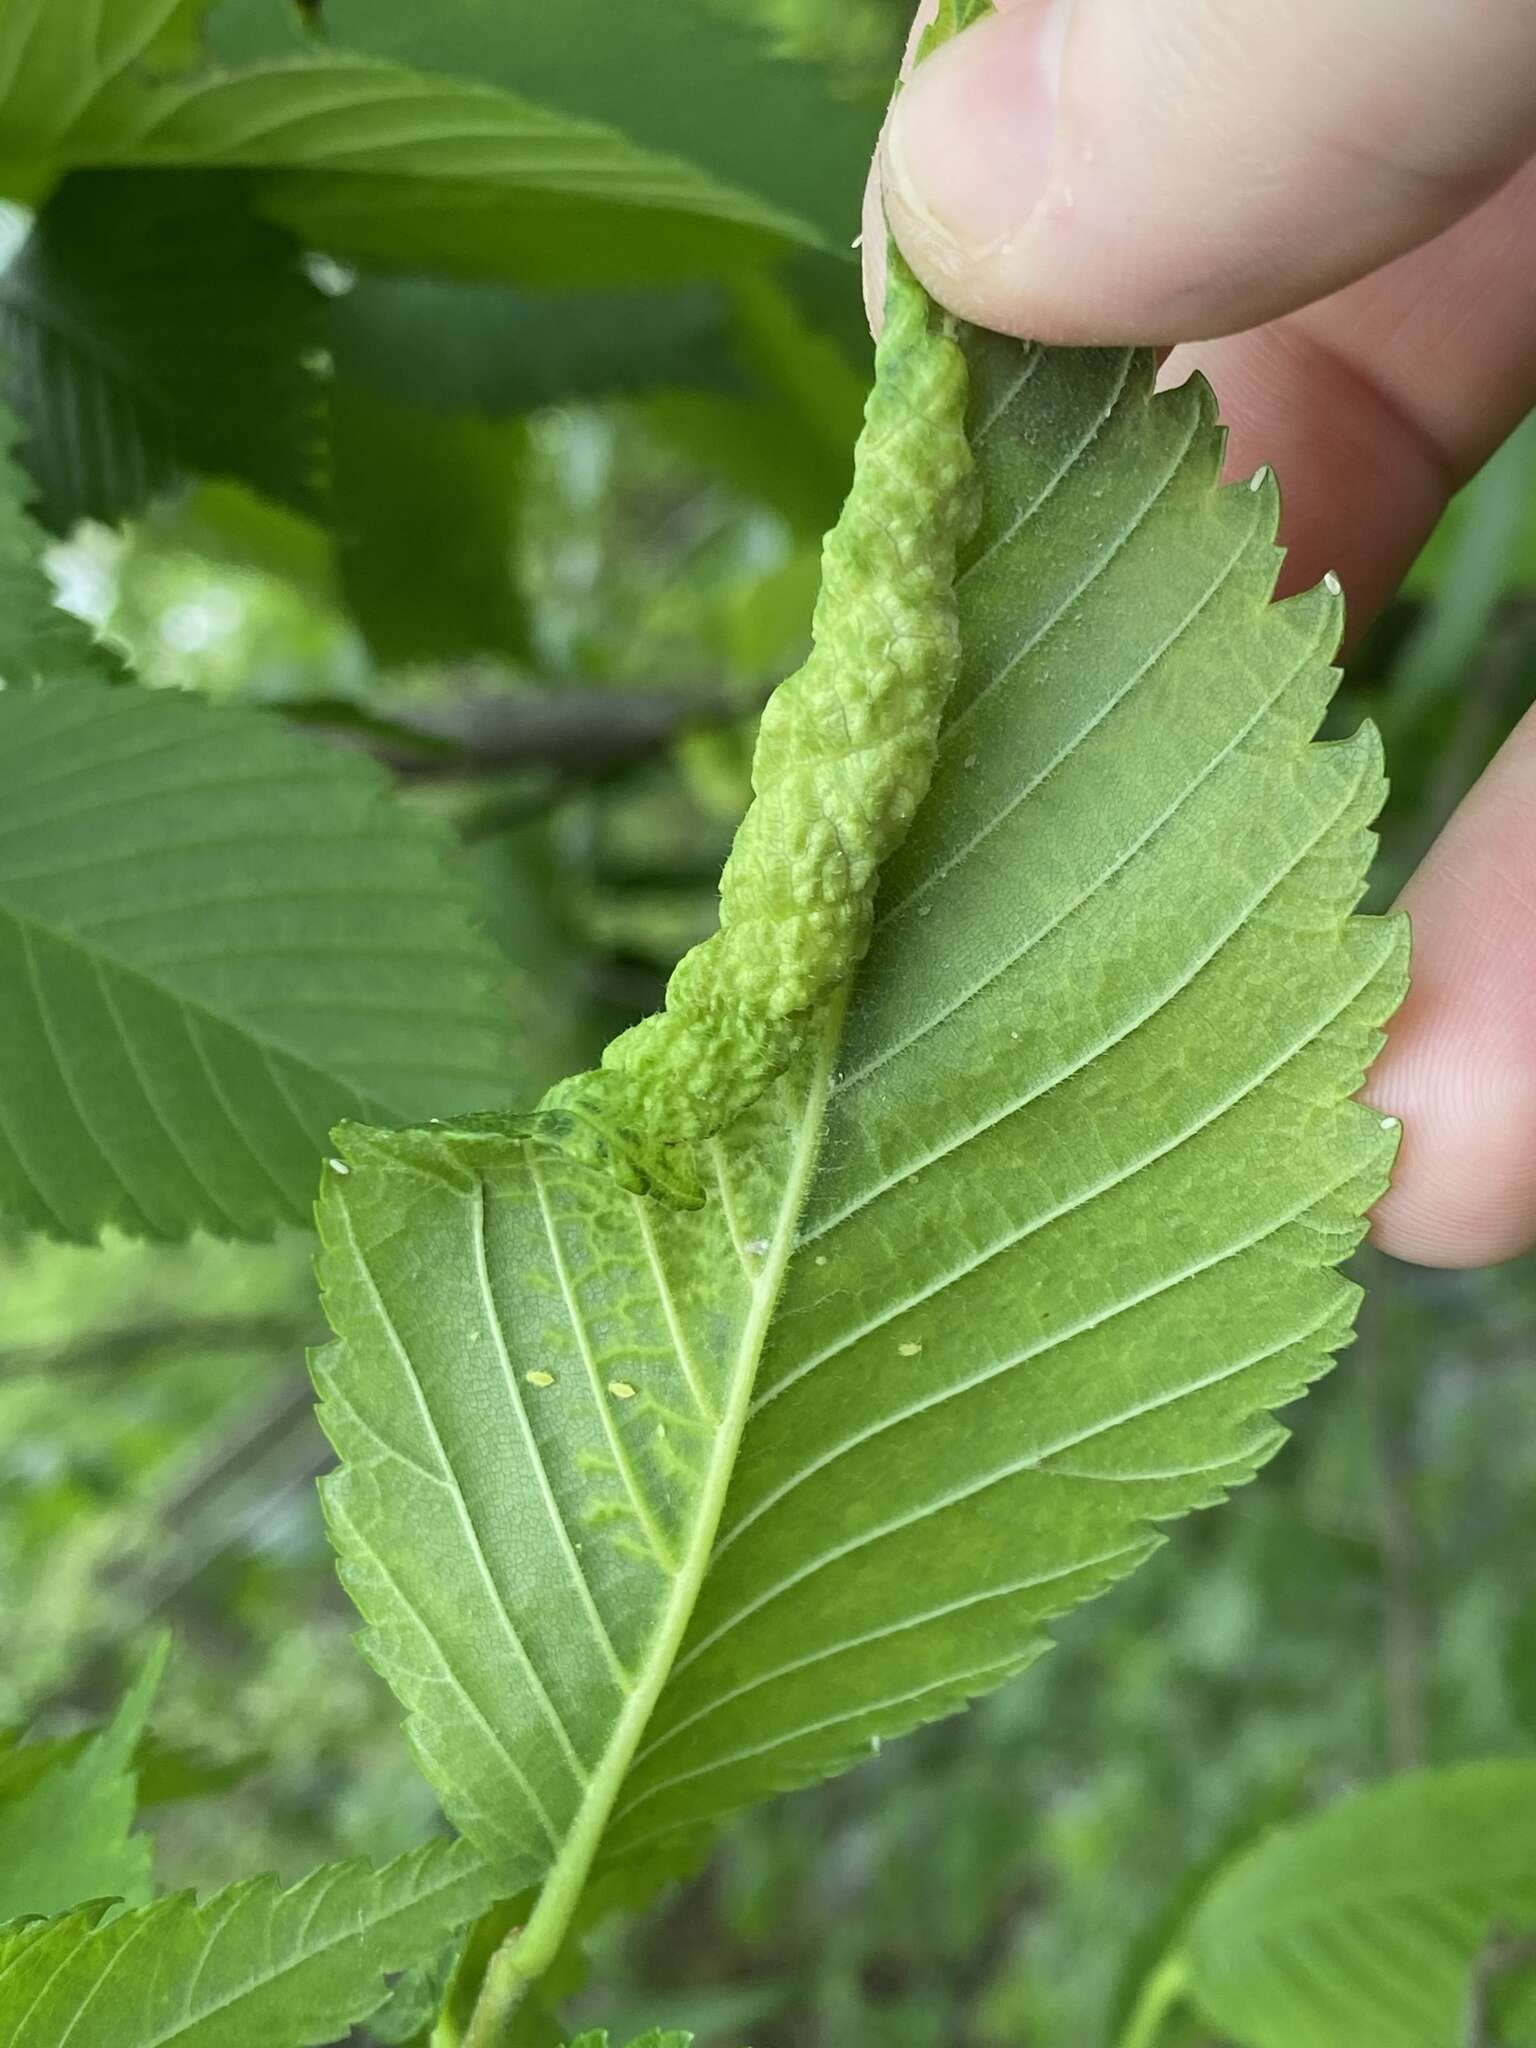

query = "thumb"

[{"left": 881, "top": 0, "right": 1536, "bottom": 343}]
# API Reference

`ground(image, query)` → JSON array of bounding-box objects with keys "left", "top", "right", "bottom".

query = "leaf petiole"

[
  {"left": 1115, "top": 1952, "right": 1192, "bottom": 2048},
  {"left": 460, "top": 1933, "right": 532, "bottom": 2048}
]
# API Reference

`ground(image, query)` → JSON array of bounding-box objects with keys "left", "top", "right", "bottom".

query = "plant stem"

[
  {"left": 1116, "top": 1952, "right": 1191, "bottom": 2048},
  {"left": 462, "top": 1933, "right": 533, "bottom": 2048},
  {"left": 1463, "top": 1926, "right": 1536, "bottom": 2046}
]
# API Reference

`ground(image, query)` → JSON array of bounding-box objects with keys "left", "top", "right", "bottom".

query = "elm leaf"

[
  {"left": 0, "top": 680, "right": 515, "bottom": 1241},
  {"left": 315, "top": 325, "right": 1407, "bottom": 2006},
  {"left": 0, "top": 1839, "right": 498, "bottom": 2048}
]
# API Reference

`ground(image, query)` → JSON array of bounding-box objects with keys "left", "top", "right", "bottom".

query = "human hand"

[{"left": 865, "top": 0, "right": 1536, "bottom": 1267}]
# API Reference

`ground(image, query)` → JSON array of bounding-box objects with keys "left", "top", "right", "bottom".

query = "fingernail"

[{"left": 885, "top": 0, "right": 1069, "bottom": 258}]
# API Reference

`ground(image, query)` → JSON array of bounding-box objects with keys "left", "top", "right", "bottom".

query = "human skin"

[{"left": 865, "top": 0, "right": 1536, "bottom": 1267}]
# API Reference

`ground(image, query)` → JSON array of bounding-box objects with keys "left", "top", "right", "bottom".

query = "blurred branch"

[
  {"left": 1356, "top": 1278, "right": 1431, "bottom": 1773},
  {"left": 1464, "top": 1927, "right": 1536, "bottom": 2046},
  {"left": 149, "top": 1373, "right": 320, "bottom": 1527},
  {"left": 36, "top": 1361, "right": 323, "bottom": 1717},
  {"left": 0, "top": 1315, "right": 306, "bottom": 1382},
  {"left": 296, "top": 683, "right": 760, "bottom": 781}
]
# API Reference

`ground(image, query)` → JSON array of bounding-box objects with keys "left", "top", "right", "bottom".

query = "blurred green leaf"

[
  {"left": 0, "top": 170, "right": 324, "bottom": 532},
  {"left": 0, "top": 680, "right": 517, "bottom": 1242},
  {"left": 1402, "top": 409, "right": 1536, "bottom": 603},
  {"left": 137, "top": 479, "right": 338, "bottom": 605},
  {"left": 330, "top": 277, "right": 741, "bottom": 419},
  {"left": 635, "top": 268, "right": 869, "bottom": 535},
  {"left": 0, "top": 0, "right": 822, "bottom": 288},
  {"left": 1389, "top": 411, "right": 1536, "bottom": 735},
  {"left": 329, "top": 263, "right": 868, "bottom": 563},
  {"left": 333, "top": 382, "right": 532, "bottom": 668},
  {"left": 1184, "top": 1762, "right": 1536, "bottom": 2048},
  {"left": 0, "top": 1636, "right": 164, "bottom": 1922},
  {"left": 0, "top": 1724, "right": 256, "bottom": 1810},
  {"left": 1108, "top": 1784, "right": 1301, "bottom": 2048},
  {"left": 212, "top": 0, "right": 882, "bottom": 250}
]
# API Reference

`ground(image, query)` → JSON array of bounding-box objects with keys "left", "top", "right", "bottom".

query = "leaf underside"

[
  {"left": 0, "top": 681, "right": 516, "bottom": 1242},
  {"left": 316, "top": 335, "right": 1406, "bottom": 1913},
  {"left": 0, "top": 1839, "right": 497, "bottom": 2048},
  {"left": 1184, "top": 1762, "right": 1536, "bottom": 2048}
]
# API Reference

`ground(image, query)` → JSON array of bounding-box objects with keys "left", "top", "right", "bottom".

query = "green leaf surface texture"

[
  {"left": 0, "top": 680, "right": 516, "bottom": 1241},
  {"left": 316, "top": 322, "right": 1406, "bottom": 1978},
  {"left": 0, "top": 1640, "right": 164, "bottom": 1923},
  {"left": 0, "top": 168, "right": 324, "bottom": 530},
  {"left": 0, "top": 1838, "right": 497, "bottom": 2048},
  {"left": 1184, "top": 1761, "right": 1536, "bottom": 2047},
  {"left": 0, "top": 0, "right": 823, "bottom": 287},
  {"left": 565, "top": 2033, "right": 692, "bottom": 2048}
]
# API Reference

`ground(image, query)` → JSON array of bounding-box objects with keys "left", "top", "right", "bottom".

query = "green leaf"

[
  {"left": 0, "top": 376, "right": 117, "bottom": 685},
  {"left": 1402, "top": 407, "right": 1536, "bottom": 604},
  {"left": 0, "top": 1838, "right": 499, "bottom": 2048},
  {"left": 0, "top": 1, "right": 823, "bottom": 288},
  {"left": 330, "top": 276, "right": 743, "bottom": 419},
  {"left": 212, "top": 0, "right": 883, "bottom": 250},
  {"left": 640, "top": 271, "right": 870, "bottom": 535},
  {"left": 0, "top": 1638, "right": 165, "bottom": 1923},
  {"left": 332, "top": 382, "right": 531, "bottom": 669},
  {"left": 315, "top": 338, "right": 1405, "bottom": 1990},
  {"left": 0, "top": 679, "right": 516, "bottom": 1242},
  {"left": 364, "top": 1935, "right": 464, "bottom": 2046},
  {"left": 331, "top": 265, "right": 867, "bottom": 541},
  {"left": 565, "top": 2034, "right": 692, "bottom": 2048},
  {"left": 1182, "top": 1762, "right": 1536, "bottom": 2048},
  {"left": 0, "top": 169, "right": 324, "bottom": 532},
  {"left": 1389, "top": 410, "right": 1536, "bottom": 734}
]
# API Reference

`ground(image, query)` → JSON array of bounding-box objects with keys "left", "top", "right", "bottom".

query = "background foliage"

[{"left": 2, "top": 0, "right": 1535, "bottom": 2042}]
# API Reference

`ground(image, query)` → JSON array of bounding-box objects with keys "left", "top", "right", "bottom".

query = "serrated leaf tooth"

[{"left": 316, "top": 328, "right": 1407, "bottom": 1965}]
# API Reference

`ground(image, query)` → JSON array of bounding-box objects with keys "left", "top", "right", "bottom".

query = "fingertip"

[
  {"left": 1364, "top": 714, "right": 1536, "bottom": 1268},
  {"left": 1365, "top": 1039, "right": 1536, "bottom": 1271},
  {"left": 880, "top": 0, "right": 1066, "bottom": 338},
  {"left": 882, "top": 0, "right": 1536, "bottom": 347},
  {"left": 861, "top": 159, "right": 888, "bottom": 338}
]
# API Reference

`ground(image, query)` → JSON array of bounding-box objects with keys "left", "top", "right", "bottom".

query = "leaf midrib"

[{"left": 501, "top": 1001, "right": 844, "bottom": 1983}]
